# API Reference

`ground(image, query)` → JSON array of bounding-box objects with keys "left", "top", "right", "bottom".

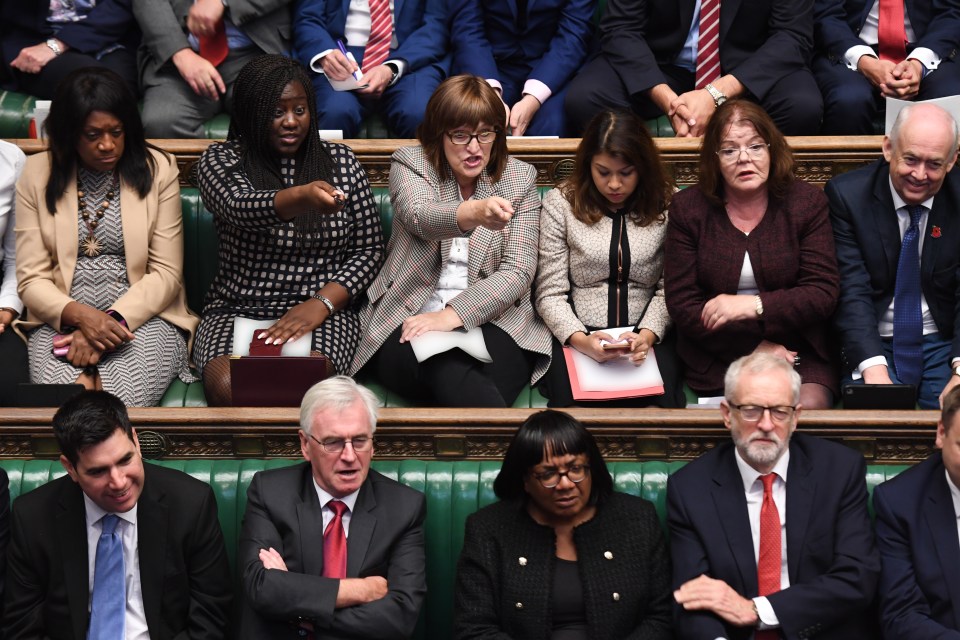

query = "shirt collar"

[
  {"left": 312, "top": 477, "right": 360, "bottom": 513},
  {"left": 889, "top": 176, "right": 935, "bottom": 212},
  {"left": 945, "top": 468, "right": 960, "bottom": 520},
  {"left": 82, "top": 491, "right": 138, "bottom": 527},
  {"left": 734, "top": 446, "right": 791, "bottom": 492}
]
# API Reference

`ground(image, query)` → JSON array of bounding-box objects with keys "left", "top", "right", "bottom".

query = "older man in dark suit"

[
  {"left": 874, "top": 385, "right": 960, "bottom": 638},
  {"left": 668, "top": 352, "right": 879, "bottom": 639},
  {"left": 827, "top": 102, "right": 960, "bottom": 408},
  {"left": 238, "top": 376, "right": 426, "bottom": 639},
  {"left": 3, "top": 391, "right": 232, "bottom": 639},
  {"left": 564, "top": 0, "right": 822, "bottom": 136}
]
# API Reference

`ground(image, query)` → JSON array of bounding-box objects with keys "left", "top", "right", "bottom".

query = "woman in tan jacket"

[{"left": 16, "top": 67, "right": 196, "bottom": 405}]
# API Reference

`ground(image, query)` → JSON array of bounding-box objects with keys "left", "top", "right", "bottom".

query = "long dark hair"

[
  {"left": 494, "top": 410, "right": 613, "bottom": 505},
  {"left": 561, "top": 109, "right": 673, "bottom": 226},
  {"left": 227, "top": 54, "right": 335, "bottom": 190},
  {"left": 45, "top": 67, "right": 155, "bottom": 213}
]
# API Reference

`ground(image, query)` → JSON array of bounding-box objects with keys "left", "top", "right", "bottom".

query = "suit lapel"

[
  {"left": 56, "top": 174, "right": 80, "bottom": 294},
  {"left": 346, "top": 478, "right": 377, "bottom": 577},
  {"left": 466, "top": 175, "right": 498, "bottom": 281},
  {"left": 784, "top": 441, "right": 815, "bottom": 583},
  {"left": 719, "top": 0, "right": 743, "bottom": 48},
  {"left": 871, "top": 164, "right": 902, "bottom": 283},
  {"left": 137, "top": 467, "right": 168, "bottom": 634},
  {"left": 923, "top": 460, "right": 960, "bottom": 628},
  {"left": 297, "top": 470, "right": 326, "bottom": 577},
  {"left": 57, "top": 482, "right": 92, "bottom": 640},
  {"left": 921, "top": 197, "right": 948, "bottom": 282},
  {"left": 119, "top": 181, "right": 146, "bottom": 283},
  {"left": 712, "top": 452, "right": 759, "bottom": 594}
]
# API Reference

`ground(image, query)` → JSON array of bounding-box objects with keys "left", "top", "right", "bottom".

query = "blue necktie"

[
  {"left": 88, "top": 514, "right": 125, "bottom": 640},
  {"left": 893, "top": 205, "right": 924, "bottom": 386}
]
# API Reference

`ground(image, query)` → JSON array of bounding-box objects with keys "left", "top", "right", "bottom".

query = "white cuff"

[
  {"left": 845, "top": 45, "right": 877, "bottom": 71},
  {"left": 310, "top": 49, "right": 336, "bottom": 74},
  {"left": 385, "top": 58, "right": 407, "bottom": 84},
  {"left": 907, "top": 47, "right": 940, "bottom": 71},
  {"left": 522, "top": 79, "right": 552, "bottom": 105},
  {"left": 854, "top": 355, "right": 889, "bottom": 381},
  {"left": 753, "top": 596, "right": 780, "bottom": 628},
  {"left": 486, "top": 78, "right": 503, "bottom": 93}
]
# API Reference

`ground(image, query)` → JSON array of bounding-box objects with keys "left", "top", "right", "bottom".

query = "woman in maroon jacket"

[{"left": 664, "top": 100, "right": 839, "bottom": 408}]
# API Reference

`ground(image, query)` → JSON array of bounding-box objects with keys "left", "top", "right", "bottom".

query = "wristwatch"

[
  {"left": 705, "top": 83, "right": 727, "bottom": 107},
  {"left": 45, "top": 38, "right": 63, "bottom": 56}
]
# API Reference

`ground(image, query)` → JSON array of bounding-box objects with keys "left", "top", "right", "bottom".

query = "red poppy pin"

[{"left": 932, "top": 226, "right": 942, "bottom": 238}]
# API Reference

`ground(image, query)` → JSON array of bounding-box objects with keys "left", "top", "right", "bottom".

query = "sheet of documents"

[
  {"left": 326, "top": 75, "right": 369, "bottom": 91},
  {"left": 410, "top": 327, "right": 493, "bottom": 364},
  {"left": 232, "top": 317, "right": 312, "bottom": 356},
  {"left": 564, "top": 326, "right": 664, "bottom": 399}
]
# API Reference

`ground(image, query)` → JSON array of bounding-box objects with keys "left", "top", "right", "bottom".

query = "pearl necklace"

[{"left": 77, "top": 172, "right": 117, "bottom": 258}]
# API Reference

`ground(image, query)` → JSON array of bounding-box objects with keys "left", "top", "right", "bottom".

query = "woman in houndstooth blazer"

[{"left": 350, "top": 75, "right": 551, "bottom": 407}]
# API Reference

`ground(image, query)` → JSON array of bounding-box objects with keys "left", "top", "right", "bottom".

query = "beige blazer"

[{"left": 15, "top": 148, "right": 197, "bottom": 341}]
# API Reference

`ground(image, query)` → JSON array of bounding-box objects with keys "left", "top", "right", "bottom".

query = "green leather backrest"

[{"left": 0, "top": 458, "right": 907, "bottom": 640}]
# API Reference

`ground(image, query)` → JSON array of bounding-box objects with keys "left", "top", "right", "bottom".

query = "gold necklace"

[{"left": 77, "top": 172, "right": 117, "bottom": 257}]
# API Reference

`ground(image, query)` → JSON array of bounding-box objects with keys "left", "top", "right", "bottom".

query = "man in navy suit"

[
  {"left": 813, "top": 0, "right": 960, "bottom": 134},
  {"left": 449, "top": 0, "right": 594, "bottom": 136},
  {"left": 826, "top": 102, "right": 960, "bottom": 409},
  {"left": 563, "top": 0, "right": 822, "bottom": 137},
  {"left": 238, "top": 376, "right": 426, "bottom": 639},
  {"left": 873, "top": 385, "right": 960, "bottom": 638},
  {"left": 294, "top": 0, "right": 449, "bottom": 138},
  {"left": 668, "top": 352, "right": 879, "bottom": 639}
]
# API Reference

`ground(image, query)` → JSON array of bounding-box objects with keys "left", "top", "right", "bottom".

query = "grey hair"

[
  {"left": 889, "top": 103, "right": 960, "bottom": 153},
  {"left": 299, "top": 375, "right": 380, "bottom": 435},
  {"left": 723, "top": 352, "right": 801, "bottom": 405}
]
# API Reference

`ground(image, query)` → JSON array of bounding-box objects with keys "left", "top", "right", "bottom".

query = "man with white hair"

[
  {"left": 668, "top": 353, "right": 879, "bottom": 639},
  {"left": 237, "top": 376, "right": 426, "bottom": 639},
  {"left": 828, "top": 102, "right": 960, "bottom": 408}
]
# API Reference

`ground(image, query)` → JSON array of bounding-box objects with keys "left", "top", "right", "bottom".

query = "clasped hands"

[
  {"left": 858, "top": 55, "right": 923, "bottom": 99},
  {"left": 57, "top": 304, "right": 135, "bottom": 368},
  {"left": 569, "top": 328, "right": 656, "bottom": 366},
  {"left": 674, "top": 574, "right": 760, "bottom": 627},
  {"left": 259, "top": 547, "right": 389, "bottom": 607}
]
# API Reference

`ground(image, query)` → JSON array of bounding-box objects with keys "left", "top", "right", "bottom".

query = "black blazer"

[
  {"left": 596, "top": 0, "right": 814, "bottom": 100},
  {"left": 2, "top": 463, "right": 232, "bottom": 640},
  {"left": 826, "top": 159, "right": 960, "bottom": 372},
  {"left": 667, "top": 433, "right": 880, "bottom": 639},
  {"left": 454, "top": 492, "right": 672, "bottom": 639},
  {"left": 874, "top": 452, "right": 960, "bottom": 637},
  {"left": 238, "top": 463, "right": 427, "bottom": 639}
]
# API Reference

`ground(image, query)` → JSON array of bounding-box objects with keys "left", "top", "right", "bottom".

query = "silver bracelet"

[{"left": 312, "top": 293, "right": 336, "bottom": 315}]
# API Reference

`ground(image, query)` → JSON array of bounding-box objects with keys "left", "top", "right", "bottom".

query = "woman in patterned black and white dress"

[
  {"left": 194, "top": 55, "right": 384, "bottom": 405},
  {"left": 16, "top": 68, "right": 197, "bottom": 406}
]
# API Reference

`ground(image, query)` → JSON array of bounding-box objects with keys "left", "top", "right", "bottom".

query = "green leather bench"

[
  {"left": 0, "top": 458, "right": 907, "bottom": 640},
  {"left": 165, "top": 184, "right": 554, "bottom": 408}
]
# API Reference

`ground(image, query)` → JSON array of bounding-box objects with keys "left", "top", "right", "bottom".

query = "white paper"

[
  {"left": 232, "top": 317, "right": 312, "bottom": 356},
  {"left": 326, "top": 75, "right": 369, "bottom": 92},
  {"left": 409, "top": 327, "right": 493, "bottom": 364},
  {"left": 570, "top": 327, "right": 663, "bottom": 392}
]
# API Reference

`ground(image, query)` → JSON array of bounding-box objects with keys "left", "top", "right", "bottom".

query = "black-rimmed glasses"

[
  {"left": 531, "top": 464, "right": 590, "bottom": 489},
  {"left": 304, "top": 432, "right": 374, "bottom": 454},
  {"left": 728, "top": 404, "right": 796, "bottom": 423},
  {"left": 446, "top": 130, "right": 499, "bottom": 145}
]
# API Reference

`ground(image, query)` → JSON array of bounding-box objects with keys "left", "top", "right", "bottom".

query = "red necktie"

[
  {"left": 695, "top": 0, "right": 721, "bottom": 89},
  {"left": 877, "top": 0, "right": 907, "bottom": 62},
  {"left": 322, "top": 500, "right": 348, "bottom": 579},
  {"left": 756, "top": 473, "right": 781, "bottom": 640},
  {"left": 199, "top": 20, "right": 229, "bottom": 67},
  {"left": 362, "top": 0, "right": 393, "bottom": 74}
]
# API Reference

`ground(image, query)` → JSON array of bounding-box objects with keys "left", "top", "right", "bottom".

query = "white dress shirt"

[
  {"left": 309, "top": 0, "right": 407, "bottom": 81},
  {"left": 83, "top": 494, "right": 149, "bottom": 640},
  {"left": 945, "top": 469, "right": 960, "bottom": 551},
  {"left": 0, "top": 140, "right": 25, "bottom": 314},
  {"left": 312, "top": 478, "right": 361, "bottom": 536},
  {"left": 843, "top": 0, "right": 939, "bottom": 72}
]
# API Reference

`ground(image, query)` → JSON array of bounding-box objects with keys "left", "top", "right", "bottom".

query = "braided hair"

[{"left": 228, "top": 54, "right": 335, "bottom": 191}]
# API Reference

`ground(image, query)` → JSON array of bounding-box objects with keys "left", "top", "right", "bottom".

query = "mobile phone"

[{"left": 52, "top": 334, "right": 70, "bottom": 357}]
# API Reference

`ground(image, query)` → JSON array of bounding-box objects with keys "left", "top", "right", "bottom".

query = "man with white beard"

[{"left": 666, "top": 352, "right": 879, "bottom": 640}]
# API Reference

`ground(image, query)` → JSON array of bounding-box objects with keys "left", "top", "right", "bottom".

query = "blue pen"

[{"left": 336, "top": 40, "right": 363, "bottom": 82}]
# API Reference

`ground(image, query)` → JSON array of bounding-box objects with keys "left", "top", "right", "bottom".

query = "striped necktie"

[
  {"left": 695, "top": 0, "right": 721, "bottom": 89},
  {"left": 362, "top": 0, "right": 393, "bottom": 74}
]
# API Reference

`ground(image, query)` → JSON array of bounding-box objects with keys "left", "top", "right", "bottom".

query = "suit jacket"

[
  {"left": 454, "top": 492, "right": 672, "bottom": 639},
  {"left": 238, "top": 464, "right": 426, "bottom": 639},
  {"left": 814, "top": 0, "right": 960, "bottom": 62},
  {"left": 2, "top": 463, "right": 232, "bottom": 640},
  {"left": 0, "top": 467, "right": 9, "bottom": 627},
  {"left": 133, "top": 0, "right": 292, "bottom": 78},
  {"left": 596, "top": 0, "right": 814, "bottom": 100},
  {"left": 826, "top": 158, "right": 960, "bottom": 372},
  {"left": 0, "top": 0, "right": 140, "bottom": 69},
  {"left": 664, "top": 181, "right": 839, "bottom": 393},
  {"left": 14, "top": 148, "right": 197, "bottom": 341},
  {"left": 294, "top": 0, "right": 448, "bottom": 74},
  {"left": 873, "top": 452, "right": 960, "bottom": 639},
  {"left": 536, "top": 186, "right": 671, "bottom": 343},
  {"left": 350, "top": 145, "right": 552, "bottom": 384},
  {"left": 667, "top": 433, "right": 880, "bottom": 640},
  {"left": 449, "top": 0, "right": 594, "bottom": 94},
  {"left": 0, "top": 140, "right": 25, "bottom": 315}
]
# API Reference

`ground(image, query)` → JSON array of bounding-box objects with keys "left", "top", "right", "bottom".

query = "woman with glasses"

[
  {"left": 351, "top": 75, "right": 551, "bottom": 407},
  {"left": 454, "top": 410, "right": 672, "bottom": 639},
  {"left": 535, "top": 109, "right": 684, "bottom": 407},
  {"left": 663, "top": 100, "right": 840, "bottom": 408}
]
